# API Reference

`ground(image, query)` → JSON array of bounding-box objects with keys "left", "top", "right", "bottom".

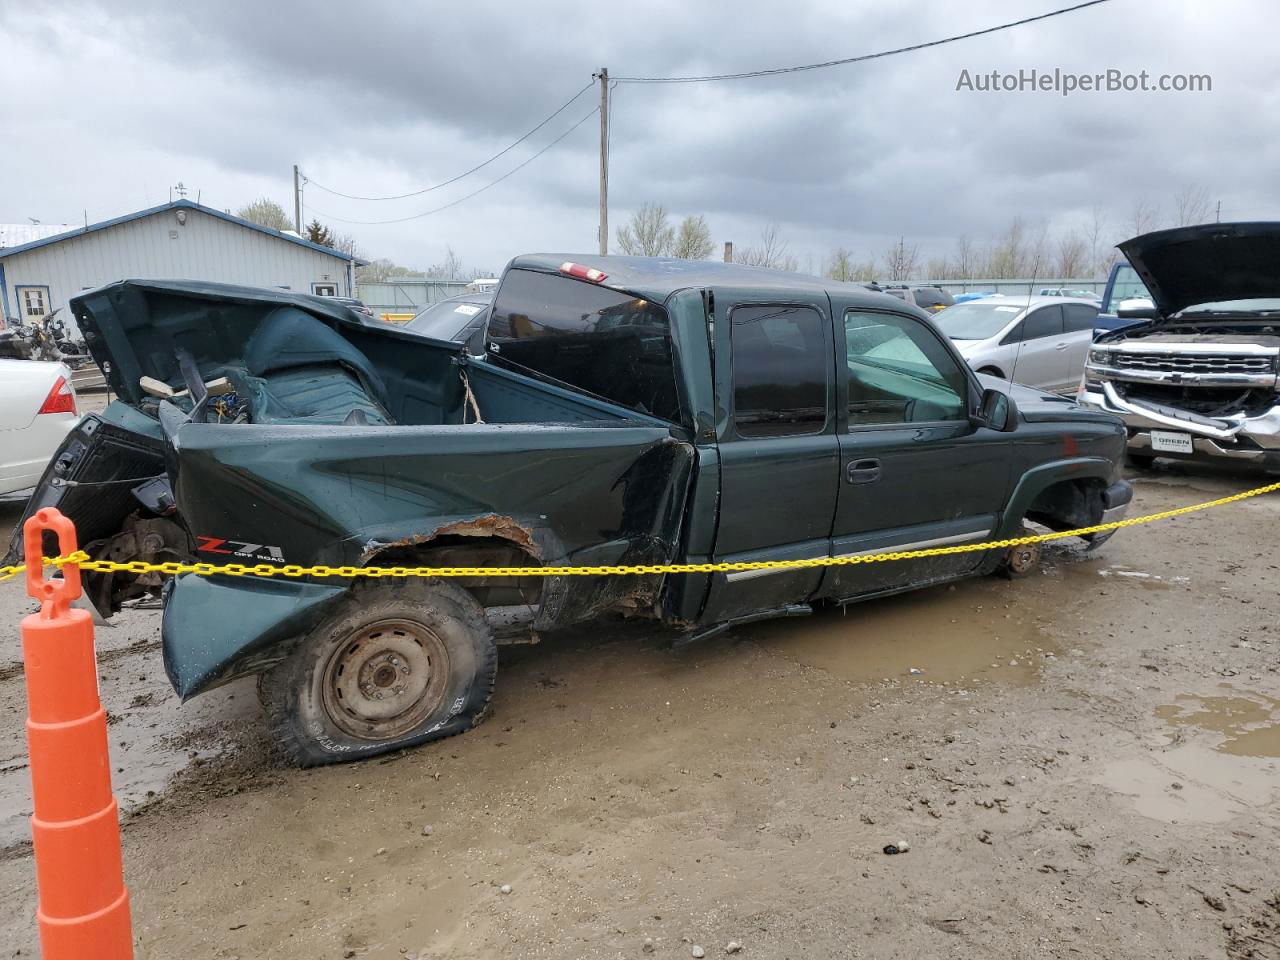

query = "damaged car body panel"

[
  {"left": 163, "top": 418, "right": 693, "bottom": 696},
  {"left": 1081, "top": 223, "right": 1280, "bottom": 469},
  {"left": 10, "top": 261, "right": 1129, "bottom": 762}
]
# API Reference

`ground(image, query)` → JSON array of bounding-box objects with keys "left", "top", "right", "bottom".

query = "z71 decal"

[{"left": 195, "top": 536, "right": 285, "bottom": 561}]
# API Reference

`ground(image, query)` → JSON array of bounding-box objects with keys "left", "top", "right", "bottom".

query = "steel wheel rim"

[
  {"left": 1008, "top": 541, "right": 1041, "bottom": 575},
  {"left": 321, "top": 618, "right": 450, "bottom": 740}
]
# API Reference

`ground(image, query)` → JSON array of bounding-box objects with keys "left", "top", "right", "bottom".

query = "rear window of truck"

[{"left": 487, "top": 268, "right": 681, "bottom": 422}]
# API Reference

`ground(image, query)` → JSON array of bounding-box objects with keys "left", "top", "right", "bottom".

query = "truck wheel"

[
  {"left": 258, "top": 580, "right": 497, "bottom": 767},
  {"left": 999, "top": 527, "right": 1042, "bottom": 579}
]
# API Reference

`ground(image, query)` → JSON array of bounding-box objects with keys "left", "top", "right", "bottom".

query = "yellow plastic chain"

[{"left": 3, "top": 479, "right": 1277, "bottom": 583}]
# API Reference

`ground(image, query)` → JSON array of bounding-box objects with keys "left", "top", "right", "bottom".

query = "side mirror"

[
  {"left": 974, "top": 387, "right": 1018, "bottom": 432},
  {"left": 1116, "top": 299, "right": 1159, "bottom": 319}
]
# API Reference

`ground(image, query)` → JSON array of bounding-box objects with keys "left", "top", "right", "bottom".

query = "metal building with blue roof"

[{"left": 0, "top": 199, "right": 362, "bottom": 330}]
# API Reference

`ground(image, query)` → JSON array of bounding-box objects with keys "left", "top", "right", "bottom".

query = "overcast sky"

[{"left": 2, "top": 0, "right": 1275, "bottom": 276}]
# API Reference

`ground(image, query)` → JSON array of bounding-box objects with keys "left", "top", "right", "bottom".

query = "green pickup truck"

[{"left": 7, "top": 257, "right": 1131, "bottom": 765}]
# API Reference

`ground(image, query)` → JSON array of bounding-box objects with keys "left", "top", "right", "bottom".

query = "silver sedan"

[{"left": 932, "top": 295, "right": 1099, "bottom": 393}]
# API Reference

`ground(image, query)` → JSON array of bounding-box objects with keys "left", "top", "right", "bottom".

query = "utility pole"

[
  {"left": 597, "top": 68, "right": 609, "bottom": 256},
  {"left": 293, "top": 164, "right": 303, "bottom": 234}
]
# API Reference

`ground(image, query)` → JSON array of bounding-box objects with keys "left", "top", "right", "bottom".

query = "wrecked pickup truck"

[
  {"left": 1081, "top": 222, "right": 1280, "bottom": 471},
  {"left": 6, "top": 258, "right": 1131, "bottom": 765}
]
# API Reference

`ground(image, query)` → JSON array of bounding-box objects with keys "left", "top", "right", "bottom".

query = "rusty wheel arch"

[{"left": 360, "top": 515, "right": 545, "bottom": 610}]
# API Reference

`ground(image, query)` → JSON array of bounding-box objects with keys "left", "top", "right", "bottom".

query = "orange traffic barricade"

[{"left": 22, "top": 508, "right": 133, "bottom": 958}]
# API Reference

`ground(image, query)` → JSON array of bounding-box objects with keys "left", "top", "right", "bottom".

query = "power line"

[
  {"left": 613, "top": 0, "right": 1110, "bottom": 83},
  {"left": 305, "top": 106, "right": 599, "bottom": 226},
  {"left": 303, "top": 80, "right": 595, "bottom": 201}
]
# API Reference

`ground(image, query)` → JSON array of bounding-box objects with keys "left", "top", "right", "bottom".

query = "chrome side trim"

[
  {"left": 721, "top": 530, "right": 991, "bottom": 583},
  {"left": 724, "top": 564, "right": 812, "bottom": 583},
  {"left": 833, "top": 530, "right": 991, "bottom": 559}
]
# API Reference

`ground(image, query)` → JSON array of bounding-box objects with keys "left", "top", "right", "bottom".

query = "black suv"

[{"left": 882, "top": 285, "right": 955, "bottom": 313}]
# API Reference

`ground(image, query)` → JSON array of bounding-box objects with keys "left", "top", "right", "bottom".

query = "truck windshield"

[
  {"left": 932, "top": 301, "right": 1023, "bottom": 340},
  {"left": 1180, "top": 298, "right": 1280, "bottom": 315},
  {"left": 488, "top": 268, "right": 682, "bottom": 422}
]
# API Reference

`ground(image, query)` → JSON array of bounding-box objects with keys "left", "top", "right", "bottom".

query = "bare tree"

[
  {"left": 616, "top": 202, "right": 675, "bottom": 256},
  {"left": 923, "top": 256, "right": 950, "bottom": 280},
  {"left": 738, "top": 223, "right": 799, "bottom": 271},
  {"left": 330, "top": 233, "right": 362, "bottom": 259},
  {"left": 952, "top": 235, "right": 978, "bottom": 280},
  {"left": 826, "top": 247, "right": 857, "bottom": 281},
  {"left": 356, "top": 258, "right": 419, "bottom": 283},
  {"left": 881, "top": 236, "right": 920, "bottom": 281},
  {"left": 1026, "top": 218, "right": 1051, "bottom": 279},
  {"left": 1085, "top": 204, "right": 1111, "bottom": 278},
  {"left": 1054, "top": 230, "right": 1089, "bottom": 278},
  {"left": 1125, "top": 198, "right": 1160, "bottom": 238},
  {"left": 236, "top": 197, "right": 293, "bottom": 232},
  {"left": 1172, "top": 184, "right": 1213, "bottom": 226},
  {"left": 672, "top": 215, "right": 714, "bottom": 260},
  {"left": 987, "top": 217, "right": 1033, "bottom": 278}
]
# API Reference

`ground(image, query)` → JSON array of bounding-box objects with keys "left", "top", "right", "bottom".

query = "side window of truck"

[
  {"left": 730, "top": 304, "right": 830, "bottom": 438},
  {"left": 844, "top": 310, "right": 967, "bottom": 426}
]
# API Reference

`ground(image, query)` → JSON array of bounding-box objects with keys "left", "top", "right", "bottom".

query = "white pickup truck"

[{"left": 1080, "top": 222, "right": 1280, "bottom": 471}]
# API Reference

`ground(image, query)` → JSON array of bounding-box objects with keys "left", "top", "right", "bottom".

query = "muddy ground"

[{"left": 0, "top": 461, "right": 1277, "bottom": 959}]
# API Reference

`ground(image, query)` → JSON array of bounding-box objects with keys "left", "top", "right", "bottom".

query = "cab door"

[
  {"left": 823, "top": 306, "right": 1012, "bottom": 601},
  {"left": 1007, "top": 304, "right": 1066, "bottom": 390},
  {"left": 1060, "top": 302, "right": 1099, "bottom": 388},
  {"left": 701, "top": 297, "right": 841, "bottom": 623}
]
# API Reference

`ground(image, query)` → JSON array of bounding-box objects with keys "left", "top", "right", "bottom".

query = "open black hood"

[{"left": 1118, "top": 222, "right": 1280, "bottom": 318}]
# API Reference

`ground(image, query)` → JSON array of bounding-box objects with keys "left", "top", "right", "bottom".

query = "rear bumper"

[
  {"left": 161, "top": 574, "right": 346, "bottom": 700},
  {"left": 1080, "top": 381, "right": 1280, "bottom": 467}
]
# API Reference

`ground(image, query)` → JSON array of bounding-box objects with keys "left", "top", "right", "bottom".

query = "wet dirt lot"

[{"left": 1, "top": 462, "right": 1278, "bottom": 959}]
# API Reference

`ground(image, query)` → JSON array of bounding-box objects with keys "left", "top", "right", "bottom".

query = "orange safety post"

[{"left": 21, "top": 508, "right": 133, "bottom": 958}]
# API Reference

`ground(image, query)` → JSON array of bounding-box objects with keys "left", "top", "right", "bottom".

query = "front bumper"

[
  {"left": 1079, "top": 379, "right": 1280, "bottom": 466},
  {"left": 1100, "top": 480, "right": 1132, "bottom": 524}
]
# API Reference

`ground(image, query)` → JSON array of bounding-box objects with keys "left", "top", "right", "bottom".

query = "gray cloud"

[{"left": 2, "top": 0, "right": 1275, "bottom": 275}]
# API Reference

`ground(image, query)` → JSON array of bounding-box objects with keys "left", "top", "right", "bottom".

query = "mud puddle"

[
  {"left": 0, "top": 613, "right": 257, "bottom": 851},
  {"left": 1096, "top": 687, "right": 1280, "bottom": 824},
  {"left": 743, "top": 577, "right": 1058, "bottom": 687},
  {"left": 1156, "top": 688, "right": 1280, "bottom": 758}
]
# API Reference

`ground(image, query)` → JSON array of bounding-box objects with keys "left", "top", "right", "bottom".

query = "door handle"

[
  {"left": 1054, "top": 342, "right": 1069, "bottom": 350},
  {"left": 847, "top": 458, "right": 881, "bottom": 484}
]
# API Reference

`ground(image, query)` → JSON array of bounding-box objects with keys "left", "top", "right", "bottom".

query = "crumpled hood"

[{"left": 1119, "top": 222, "right": 1280, "bottom": 318}]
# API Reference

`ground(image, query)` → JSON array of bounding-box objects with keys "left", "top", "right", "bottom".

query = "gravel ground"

[{"left": 0, "top": 460, "right": 1277, "bottom": 959}]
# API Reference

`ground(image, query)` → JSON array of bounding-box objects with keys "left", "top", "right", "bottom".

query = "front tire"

[
  {"left": 258, "top": 580, "right": 497, "bottom": 767},
  {"left": 999, "top": 526, "right": 1042, "bottom": 579}
]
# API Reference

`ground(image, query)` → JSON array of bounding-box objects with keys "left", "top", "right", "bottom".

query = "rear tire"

[
  {"left": 258, "top": 580, "right": 497, "bottom": 767},
  {"left": 977, "top": 366, "right": 1004, "bottom": 379}
]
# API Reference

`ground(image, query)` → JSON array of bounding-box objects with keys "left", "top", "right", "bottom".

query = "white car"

[
  {"left": 0, "top": 358, "right": 79, "bottom": 496},
  {"left": 932, "top": 295, "right": 1099, "bottom": 394}
]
